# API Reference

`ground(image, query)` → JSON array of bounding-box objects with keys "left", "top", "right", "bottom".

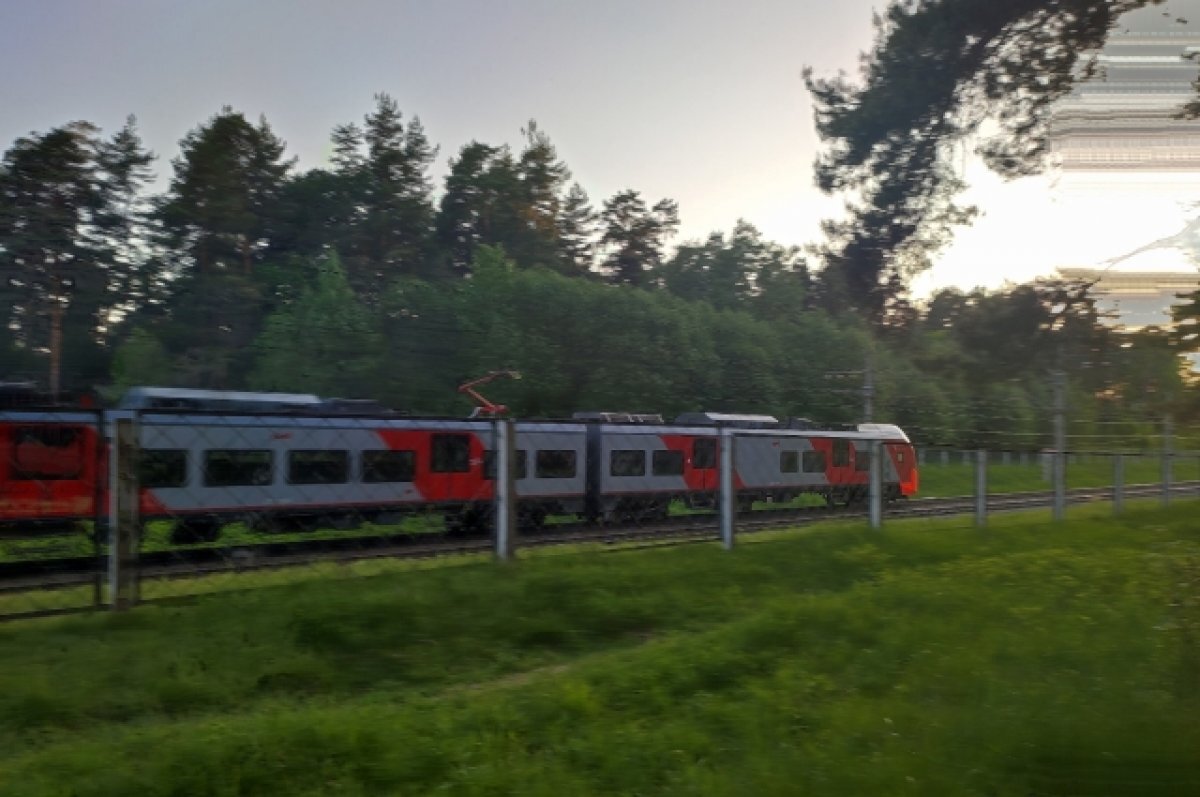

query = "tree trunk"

[
  {"left": 49, "top": 296, "right": 63, "bottom": 401},
  {"left": 240, "top": 235, "right": 252, "bottom": 275}
]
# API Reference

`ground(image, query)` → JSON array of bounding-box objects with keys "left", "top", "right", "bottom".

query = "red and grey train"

[{"left": 0, "top": 386, "right": 918, "bottom": 541}]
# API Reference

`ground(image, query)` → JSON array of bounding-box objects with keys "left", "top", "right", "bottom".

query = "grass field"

[
  {"left": 915, "top": 453, "right": 1195, "bottom": 498},
  {"left": 1, "top": 502, "right": 1198, "bottom": 795}
]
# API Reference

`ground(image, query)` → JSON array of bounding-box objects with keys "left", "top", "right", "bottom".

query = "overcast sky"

[{"left": 2, "top": 0, "right": 1198, "bottom": 295}]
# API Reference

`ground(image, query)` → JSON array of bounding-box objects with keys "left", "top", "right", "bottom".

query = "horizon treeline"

[{"left": 0, "top": 94, "right": 1194, "bottom": 448}]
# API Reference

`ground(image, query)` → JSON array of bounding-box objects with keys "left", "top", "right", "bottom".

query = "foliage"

[
  {"left": 0, "top": 95, "right": 1191, "bottom": 443},
  {"left": 0, "top": 120, "right": 153, "bottom": 393},
  {"left": 158, "top": 107, "right": 294, "bottom": 276},
  {"left": 436, "top": 122, "right": 579, "bottom": 278},
  {"left": 110, "top": 328, "right": 172, "bottom": 390},
  {"left": 248, "top": 253, "right": 382, "bottom": 396},
  {"left": 661, "top": 220, "right": 805, "bottom": 311},
  {"left": 805, "top": 0, "right": 1159, "bottom": 320},
  {"left": 599, "top": 189, "right": 680, "bottom": 286}
]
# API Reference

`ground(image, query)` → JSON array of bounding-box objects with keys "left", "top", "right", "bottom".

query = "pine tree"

[
  {"left": 357, "top": 93, "right": 437, "bottom": 287},
  {"left": 0, "top": 122, "right": 106, "bottom": 395},
  {"left": 94, "top": 115, "right": 158, "bottom": 328},
  {"left": 599, "top": 190, "right": 679, "bottom": 286},
  {"left": 159, "top": 107, "right": 294, "bottom": 276},
  {"left": 556, "top": 182, "right": 597, "bottom": 276},
  {"left": 436, "top": 142, "right": 519, "bottom": 274}
]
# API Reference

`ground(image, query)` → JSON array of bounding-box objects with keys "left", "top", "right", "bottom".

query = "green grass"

[
  {"left": 916, "top": 454, "right": 1193, "bottom": 498},
  {"left": 1, "top": 502, "right": 1198, "bottom": 795}
]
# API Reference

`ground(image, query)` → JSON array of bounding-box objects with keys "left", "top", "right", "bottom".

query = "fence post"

[
  {"left": 1053, "top": 370, "right": 1066, "bottom": 521},
  {"left": 493, "top": 417, "right": 516, "bottom": 561},
  {"left": 109, "top": 418, "right": 140, "bottom": 611},
  {"left": 868, "top": 439, "right": 882, "bottom": 530},
  {"left": 719, "top": 428, "right": 735, "bottom": 550},
  {"left": 1161, "top": 416, "right": 1173, "bottom": 508},
  {"left": 1113, "top": 453, "right": 1124, "bottom": 516},
  {"left": 975, "top": 448, "right": 987, "bottom": 529}
]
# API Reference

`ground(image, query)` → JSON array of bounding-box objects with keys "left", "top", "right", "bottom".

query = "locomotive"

[{"left": 0, "top": 387, "right": 918, "bottom": 542}]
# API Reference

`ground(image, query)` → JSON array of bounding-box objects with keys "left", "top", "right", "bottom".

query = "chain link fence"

[{"left": 1, "top": 411, "right": 1198, "bottom": 620}]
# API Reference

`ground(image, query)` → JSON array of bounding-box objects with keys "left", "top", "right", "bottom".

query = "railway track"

[{"left": 2, "top": 481, "right": 1197, "bottom": 600}]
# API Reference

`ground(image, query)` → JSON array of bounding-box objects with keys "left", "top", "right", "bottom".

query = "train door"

[
  {"left": 826, "top": 437, "right": 858, "bottom": 505},
  {"left": 426, "top": 430, "right": 490, "bottom": 506},
  {"left": 885, "top": 441, "right": 919, "bottom": 497}
]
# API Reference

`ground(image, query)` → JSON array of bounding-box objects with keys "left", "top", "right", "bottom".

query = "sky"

[{"left": 2, "top": 0, "right": 1198, "bottom": 297}]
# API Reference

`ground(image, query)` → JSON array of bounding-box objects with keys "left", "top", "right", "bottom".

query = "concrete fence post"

[
  {"left": 110, "top": 418, "right": 140, "bottom": 611},
  {"left": 868, "top": 439, "right": 883, "bottom": 530},
  {"left": 975, "top": 448, "right": 988, "bottom": 529},
  {"left": 1113, "top": 454, "right": 1124, "bottom": 516},
  {"left": 720, "top": 428, "right": 735, "bottom": 550},
  {"left": 493, "top": 418, "right": 516, "bottom": 561},
  {"left": 1161, "top": 416, "right": 1174, "bottom": 508}
]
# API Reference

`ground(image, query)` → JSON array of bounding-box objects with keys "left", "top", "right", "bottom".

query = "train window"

[
  {"left": 140, "top": 450, "right": 187, "bottom": 488},
  {"left": 652, "top": 450, "right": 684, "bottom": 476},
  {"left": 802, "top": 450, "right": 826, "bottom": 473},
  {"left": 203, "top": 450, "right": 273, "bottom": 487},
  {"left": 288, "top": 450, "right": 349, "bottom": 485},
  {"left": 780, "top": 451, "right": 799, "bottom": 473},
  {"left": 536, "top": 449, "right": 576, "bottom": 479},
  {"left": 483, "top": 449, "right": 528, "bottom": 480},
  {"left": 855, "top": 449, "right": 871, "bottom": 472},
  {"left": 610, "top": 450, "right": 645, "bottom": 477},
  {"left": 832, "top": 440, "right": 850, "bottom": 467},
  {"left": 10, "top": 425, "right": 84, "bottom": 480},
  {"left": 362, "top": 450, "right": 415, "bottom": 483},
  {"left": 693, "top": 439, "right": 716, "bottom": 469},
  {"left": 431, "top": 434, "right": 471, "bottom": 473}
]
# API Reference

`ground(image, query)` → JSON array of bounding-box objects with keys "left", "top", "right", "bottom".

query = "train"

[{"left": 0, "top": 386, "right": 918, "bottom": 542}]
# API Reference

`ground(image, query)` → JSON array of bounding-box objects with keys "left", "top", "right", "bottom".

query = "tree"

[
  {"left": 356, "top": 93, "right": 438, "bottom": 287},
  {"left": 249, "top": 253, "right": 382, "bottom": 396},
  {"left": 93, "top": 116, "right": 159, "bottom": 328},
  {"left": 159, "top": 107, "right": 294, "bottom": 276},
  {"left": 511, "top": 121, "right": 571, "bottom": 269},
  {"left": 661, "top": 220, "right": 802, "bottom": 310},
  {"left": 805, "top": 0, "right": 1159, "bottom": 320},
  {"left": 110, "top": 327, "right": 173, "bottom": 389},
  {"left": 435, "top": 122, "right": 579, "bottom": 275},
  {"left": 556, "top": 182, "right": 598, "bottom": 276},
  {"left": 599, "top": 190, "right": 679, "bottom": 286},
  {"left": 0, "top": 122, "right": 106, "bottom": 395},
  {"left": 436, "top": 141, "right": 520, "bottom": 274}
]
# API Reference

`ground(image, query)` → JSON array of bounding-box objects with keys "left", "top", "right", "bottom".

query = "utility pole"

[{"left": 1052, "top": 369, "right": 1066, "bottom": 521}]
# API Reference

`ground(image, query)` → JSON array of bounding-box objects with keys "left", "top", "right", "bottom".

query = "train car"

[
  {"left": 0, "top": 409, "right": 104, "bottom": 531},
  {"left": 134, "top": 411, "right": 491, "bottom": 541},
  {"left": 130, "top": 406, "right": 590, "bottom": 541},
  {"left": 733, "top": 422, "right": 917, "bottom": 507},
  {"left": 0, "top": 386, "right": 919, "bottom": 541},
  {"left": 578, "top": 415, "right": 721, "bottom": 522}
]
